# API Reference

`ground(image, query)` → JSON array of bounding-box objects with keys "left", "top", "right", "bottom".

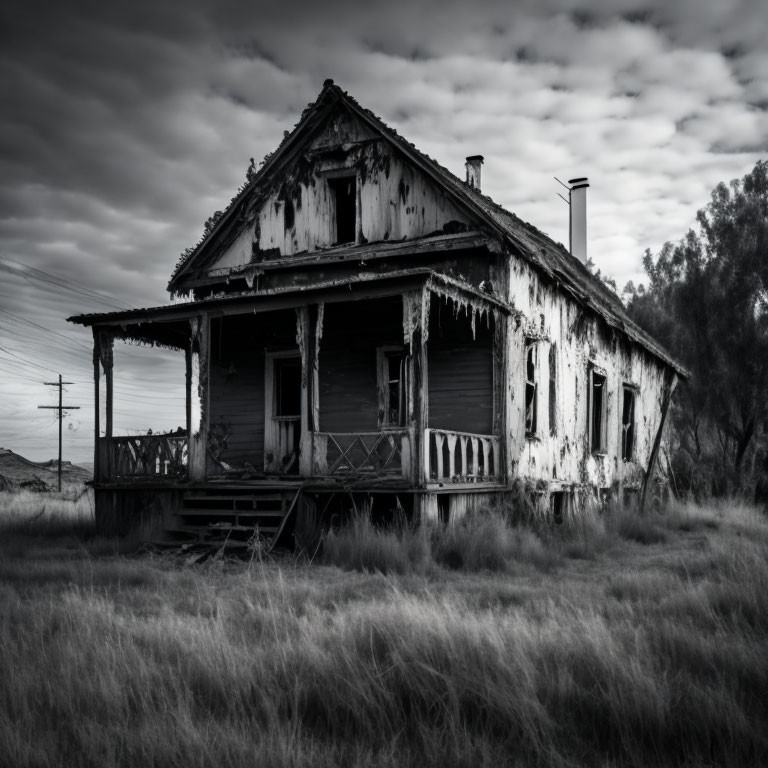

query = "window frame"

[
  {"left": 376, "top": 345, "right": 409, "bottom": 429},
  {"left": 525, "top": 340, "right": 538, "bottom": 438},
  {"left": 328, "top": 173, "right": 358, "bottom": 246},
  {"left": 621, "top": 385, "right": 637, "bottom": 461},
  {"left": 548, "top": 343, "right": 557, "bottom": 437},
  {"left": 587, "top": 365, "right": 608, "bottom": 455}
]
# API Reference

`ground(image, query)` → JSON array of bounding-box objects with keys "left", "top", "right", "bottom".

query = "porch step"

[
  {"left": 178, "top": 509, "right": 283, "bottom": 520},
  {"left": 158, "top": 487, "right": 301, "bottom": 555}
]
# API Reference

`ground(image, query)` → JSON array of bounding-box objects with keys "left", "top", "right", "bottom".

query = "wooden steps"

[{"left": 154, "top": 486, "right": 301, "bottom": 554}]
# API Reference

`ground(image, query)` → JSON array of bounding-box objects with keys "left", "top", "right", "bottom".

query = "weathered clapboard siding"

[
  {"left": 254, "top": 140, "right": 471, "bottom": 257},
  {"left": 427, "top": 296, "right": 494, "bottom": 435},
  {"left": 506, "top": 257, "right": 669, "bottom": 489},
  {"left": 207, "top": 310, "right": 297, "bottom": 471},
  {"left": 207, "top": 119, "right": 472, "bottom": 272},
  {"left": 319, "top": 297, "right": 403, "bottom": 433}
]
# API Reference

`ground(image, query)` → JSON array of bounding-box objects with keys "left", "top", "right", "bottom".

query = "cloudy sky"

[{"left": 1, "top": 0, "right": 766, "bottom": 463}]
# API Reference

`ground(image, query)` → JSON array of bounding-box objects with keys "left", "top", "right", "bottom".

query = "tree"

[{"left": 626, "top": 160, "right": 768, "bottom": 499}]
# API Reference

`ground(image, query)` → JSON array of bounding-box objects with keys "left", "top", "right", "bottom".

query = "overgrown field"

[{"left": 1, "top": 491, "right": 767, "bottom": 767}]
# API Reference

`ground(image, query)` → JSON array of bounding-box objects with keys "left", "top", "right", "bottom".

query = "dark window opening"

[
  {"left": 548, "top": 344, "right": 557, "bottom": 436},
  {"left": 379, "top": 348, "right": 407, "bottom": 427},
  {"left": 551, "top": 491, "right": 565, "bottom": 525},
  {"left": 275, "top": 357, "right": 301, "bottom": 418},
  {"left": 589, "top": 369, "right": 607, "bottom": 453},
  {"left": 283, "top": 198, "right": 295, "bottom": 231},
  {"left": 622, "top": 387, "right": 636, "bottom": 460},
  {"left": 330, "top": 176, "right": 356, "bottom": 244},
  {"left": 525, "top": 342, "right": 537, "bottom": 437}
]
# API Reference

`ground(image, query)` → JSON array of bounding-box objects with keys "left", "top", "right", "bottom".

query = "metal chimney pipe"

[
  {"left": 465, "top": 155, "right": 484, "bottom": 191},
  {"left": 569, "top": 177, "right": 589, "bottom": 265}
]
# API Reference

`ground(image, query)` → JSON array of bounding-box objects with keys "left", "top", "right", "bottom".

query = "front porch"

[{"left": 81, "top": 272, "right": 512, "bottom": 493}]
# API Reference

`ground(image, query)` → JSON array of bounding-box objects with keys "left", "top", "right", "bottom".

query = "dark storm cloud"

[{"left": 0, "top": 0, "right": 766, "bottom": 460}]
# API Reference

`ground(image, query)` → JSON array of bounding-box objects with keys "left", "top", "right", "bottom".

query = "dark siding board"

[
  {"left": 319, "top": 297, "right": 402, "bottom": 433},
  {"left": 208, "top": 310, "right": 297, "bottom": 469},
  {"left": 427, "top": 295, "right": 493, "bottom": 434}
]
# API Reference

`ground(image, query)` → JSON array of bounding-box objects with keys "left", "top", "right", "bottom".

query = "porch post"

[
  {"left": 296, "top": 306, "right": 310, "bottom": 475},
  {"left": 298, "top": 303, "right": 323, "bottom": 476},
  {"left": 406, "top": 287, "right": 429, "bottom": 487},
  {"left": 92, "top": 328, "right": 101, "bottom": 482},
  {"left": 93, "top": 328, "right": 114, "bottom": 482},
  {"left": 493, "top": 312, "right": 510, "bottom": 484},
  {"left": 187, "top": 313, "right": 209, "bottom": 481}
]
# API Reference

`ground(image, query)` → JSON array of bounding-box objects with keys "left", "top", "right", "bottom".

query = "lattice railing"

[
  {"left": 425, "top": 429, "right": 501, "bottom": 483},
  {"left": 103, "top": 434, "right": 188, "bottom": 479},
  {"left": 313, "top": 431, "right": 409, "bottom": 477}
]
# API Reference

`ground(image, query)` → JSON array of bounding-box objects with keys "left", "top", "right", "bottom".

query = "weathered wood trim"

[
  {"left": 72, "top": 270, "right": 436, "bottom": 327},
  {"left": 196, "top": 232, "right": 494, "bottom": 283}
]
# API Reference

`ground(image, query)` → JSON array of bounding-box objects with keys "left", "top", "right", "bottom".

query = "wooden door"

[{"left": 264, "top": 352, "right": 302, "bottom": 474}]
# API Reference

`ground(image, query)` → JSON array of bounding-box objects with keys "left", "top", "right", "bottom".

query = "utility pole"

[{"left": 38, "top": 374, "right": 80, "bottom": 492}]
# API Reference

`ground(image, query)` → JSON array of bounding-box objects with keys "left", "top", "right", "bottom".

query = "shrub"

[
  {"left": 606, "top": 505, "right": 668, "bottom": 545},
  {"left": 321, "top": 512, "right": 431, "bottom": 575},
  {"left": 432, "top": 510, "right": 559, "bottom": 572}
]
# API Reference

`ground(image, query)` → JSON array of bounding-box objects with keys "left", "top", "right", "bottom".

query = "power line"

[
  {"left": 0, "top": 258, "right": 138, "bottom": 311},
  {"left": 0, "top": 308, "right": 92, "bottom": 351},
  {"left": 0, "top": 344, "right": 61, "bottom": 374}
]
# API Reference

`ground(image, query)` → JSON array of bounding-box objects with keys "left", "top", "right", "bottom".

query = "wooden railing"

[
  {"left": 312, "top": 430, "right": 410, "bottom": 478},
  {"left": 425, "top": 429, "right": 501, "bottom": 484},
  {"left": 99, "top": 434, "right": 188, "bottom": 480}
]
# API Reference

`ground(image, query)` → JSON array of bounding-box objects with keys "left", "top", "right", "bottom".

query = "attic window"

[
  {"left": 588, "top": 367, "right": 607, "bottom": 454},
  {"left": 525, "top": 341, "right": 538, "bottom": 437},
  {"left": 621, "top": 386, "right": 636, "bottom": 461},
  {"left": 283, "top": 198, "right": 295, "bottom": 231},
  {"left": 329, "top": 175, "right": 356, "bottom": 245}
]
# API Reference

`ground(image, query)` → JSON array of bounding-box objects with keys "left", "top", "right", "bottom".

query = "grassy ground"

[{"left": 0, "top": 492, "right": 766, "bottom": 767}]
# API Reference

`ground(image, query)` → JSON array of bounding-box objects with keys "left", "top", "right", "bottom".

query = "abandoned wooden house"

[{"left": 69, "top": 80, "right": 687, "bottom": 547}]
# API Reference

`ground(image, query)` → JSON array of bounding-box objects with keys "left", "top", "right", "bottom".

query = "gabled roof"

[{"left": 167, "top": 80, "right": 687, "bottom": 378}]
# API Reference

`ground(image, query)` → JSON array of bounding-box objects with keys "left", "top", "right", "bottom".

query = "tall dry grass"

[
  {"left": 0, "top": 497, "right": 766, "bottom": 766},
  {"left": 0, "top": 486, "right": 94, "bottom": 538}
]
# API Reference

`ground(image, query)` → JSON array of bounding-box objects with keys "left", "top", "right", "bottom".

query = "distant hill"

[{"left": 0, "top": 448, "right": 91, "bottom": 492}]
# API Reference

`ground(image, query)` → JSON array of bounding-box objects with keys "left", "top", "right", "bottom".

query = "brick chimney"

[
  {"left": 568, "top": 177, "right": 589, "bottom": 265},
  {"left": 465, "top": 155, "right": 484, "bottom": 191}
]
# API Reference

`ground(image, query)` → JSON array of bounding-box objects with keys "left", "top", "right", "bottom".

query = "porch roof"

[{"left": 67, "top": 268, "right": 512, "bottom": 330}]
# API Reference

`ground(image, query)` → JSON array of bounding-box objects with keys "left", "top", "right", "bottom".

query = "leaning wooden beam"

[{"left": 639, "top": 371, "right": 679, "bottom": 515}]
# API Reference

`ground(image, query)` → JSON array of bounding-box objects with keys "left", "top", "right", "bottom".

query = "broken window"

[
  {"left": 525, "top": 341, "right": 538, "bottom": 437},
  {"left": 377, "top": 347, "right": 407, "bottom": 427},
  {"left": 621, "top": 386, "right": 636, "bottom": 461},
  {"left": 588, "top": 367, "right": 607, "bottom": 453},
  {"left": 548, "top": 344, "right": 557, "bottom": 436},
  {"left": 329, "top": 175, "right": 356, "bottom": 244}
]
